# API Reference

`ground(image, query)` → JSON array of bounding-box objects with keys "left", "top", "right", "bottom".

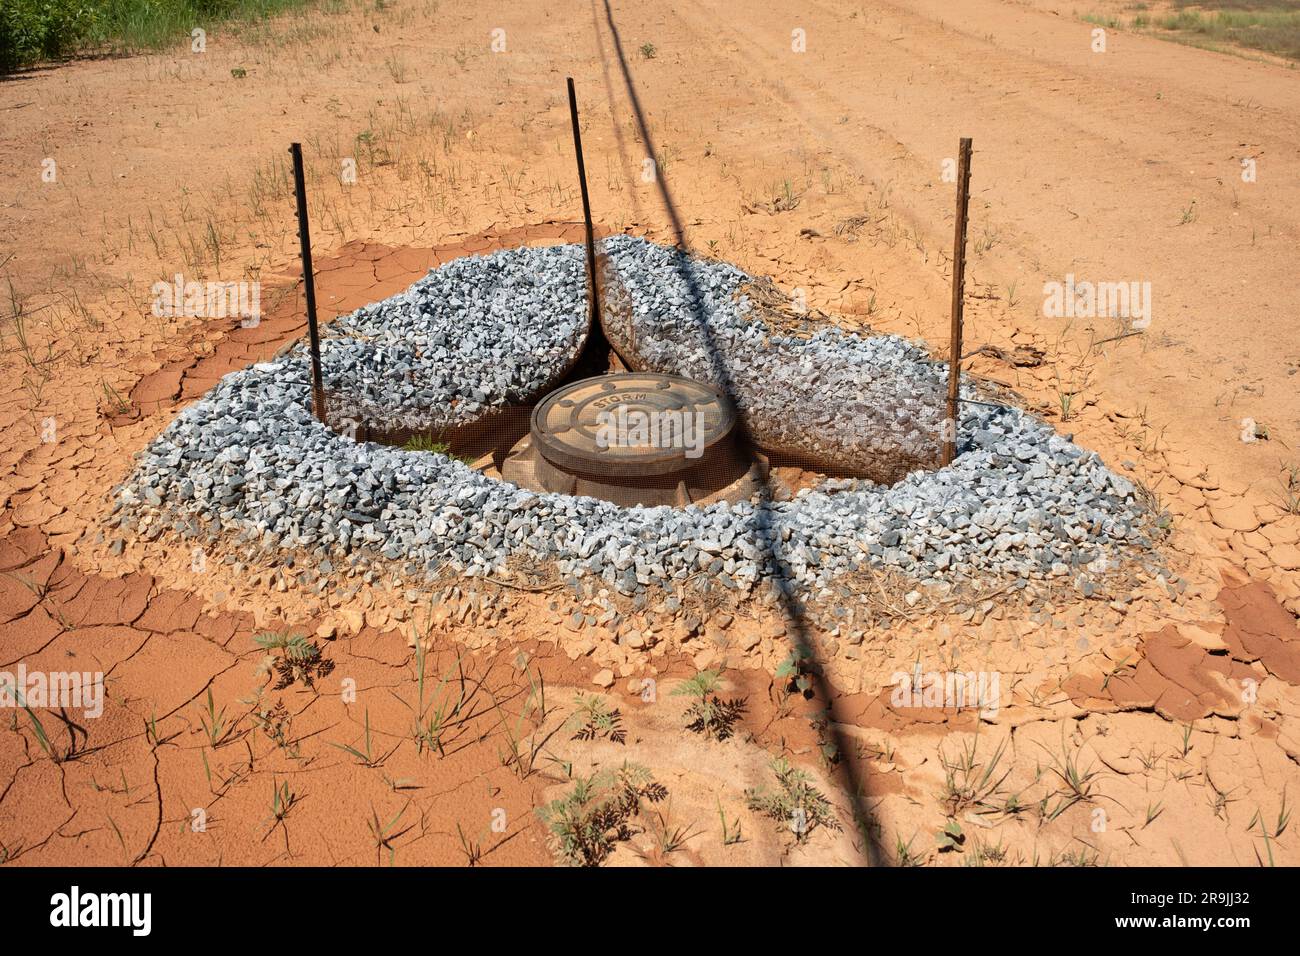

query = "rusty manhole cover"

[
  {"left": 502, "top": 372, "right": 758, "bottom": 507},
  {"left": 531, "top": 373, "right": 736, "bottom": 477}
]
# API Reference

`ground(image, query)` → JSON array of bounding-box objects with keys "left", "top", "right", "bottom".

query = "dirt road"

[{"left": 591, "top": 0, "right": 1299, "bottom": 491}]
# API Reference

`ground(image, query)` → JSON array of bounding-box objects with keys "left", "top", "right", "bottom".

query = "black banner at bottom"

[{"left": 0, "top": 865, "right": 1278, "bottom": 942}]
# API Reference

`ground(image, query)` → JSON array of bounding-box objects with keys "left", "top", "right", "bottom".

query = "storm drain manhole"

[{"left": 501, "top": 372, "right": 762, "bottom": 507}]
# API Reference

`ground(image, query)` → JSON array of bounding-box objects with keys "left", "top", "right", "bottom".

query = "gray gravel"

[
  {"left": 113, "top": 237, "right": 1158, "bottom": 599},
  {"left": 320, "top": 244, "right": 588, "bottom": 432}
]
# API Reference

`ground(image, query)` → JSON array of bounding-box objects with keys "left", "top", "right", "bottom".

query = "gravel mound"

[
  {"left": 599, "top": 236, "right": 942, "bottom": 481},
  {"left": 113, "top": 237, "right": 1157, "bottom": 599},
  {"left": 320, "top": 244, "right": 588, "bottom": 432}
]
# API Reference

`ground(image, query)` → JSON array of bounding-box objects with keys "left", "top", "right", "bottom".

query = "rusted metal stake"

[
  {"left": 566, "top": 77, "right": 601, "bottom": 330},
  {"left": 942, "top": 137, "right": 973, "bottom": 466},
  {"left": 290, "top": 142, "right": 326, "bottom": 422}
]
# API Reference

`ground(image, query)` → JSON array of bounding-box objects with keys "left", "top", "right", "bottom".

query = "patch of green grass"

[
  {"left": 1, "top": 0, "right": 320, "bottom": 74},
  {"left": 1148, "top": 2, "right": 1300, "bottom": 61},
  {"left": 400, "top": 433, "right": 475, "bottom": 464},
  {"left": 1083, "top": 13, "right": 1121, "bottom": 29}
]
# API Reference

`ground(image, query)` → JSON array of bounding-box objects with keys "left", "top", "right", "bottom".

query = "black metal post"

[
  {"left": 566, "top": 77, "right": 601, "bottom": 330},
  {"left": 290, "top": 142, "right": 326, "bottom": 422}
]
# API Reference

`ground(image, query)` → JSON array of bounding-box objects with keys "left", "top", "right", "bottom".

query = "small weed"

[
  {"left": 570, "top": 693, "right": 626, "bottom": 744},
  {"left": 966, "top": 839, "right": 1009, "bottom": 866},
  {"left": 331, "top": 709, "right": 396, "bottom": 768},
  {"left": 1037, "top": 734, "right": 1104, "bottom": 821},
  {"left": 493, "top": 669, "right": 558, "bottom": 780},
  {"left": 1055, "top": 845, "right": 1100, "bottom": 867},
  {"left": 100, "top": 379, "right": 131, "bottom": 416},
  {"left": 197, "top": 688, "right": 236, "bottom": 748},
  {"left": 254, "top": 631, "right": 335, "bottom": 690},
  {"left": 745, "top": 757, "right": 841, "bottom": 844},
  {"left": 401, "top": 434, "right": 473, "bottom": 463},
  {"left": 973, "top": 225, "right": 1001, "bottom": 255},
  {"left": 385, "top": 53, "right": 409, "bottom": 83},
  {"left": 368, "top": 801, "right": 416, "bottom": 865},
  {"left": 1275, "top": 462, "right": 1300, "bottom": 515},
  {"left": 894, "top": 831, "right": 922, "bottom": 866},
  {"left": 717, "top": 797, "right": 744, "bottom": 846},
  {"left": 251, "top": 698, "right": 299, "bottom": 758},
  {"left": 936, "top": 818, "right": 965, "bottom": 853},
  {"left": 1144, "top": 801, "right": 1164, "bottom": 829},
  {"left": 0, "top": 837, "right": 23, "bottom": 863},
  {"left": 21, "top": 704, "right": 55, "bottom": 761},
  {"left": 639, "top": 41, "right": 657, "bottom": 59},
  {"left": 939, "top": 735, "right": 1011, "bottom": 818},
  {"left": 455, "top": 821, "right": 485, "bottom": 866},
  {"left": 537, "top": 762, "right": 667, "bottom": 866},
  {"left": 401, "top": 642, "right": 477, "bottom": 758},
  {"left": 262, "top": 778, "right": 299, "bottom": 845},
  {"left": 671, "top": 669, "right": 746, "bottom": 741},
  {"left": 644, "top": 801, "right": 703, "bottom": 858},
  {"left": 1247, "top": 787, "right": 1291, "bottom": 855},
  {"left": 775, "top": 644, "right": 815, "bottom": 697}
]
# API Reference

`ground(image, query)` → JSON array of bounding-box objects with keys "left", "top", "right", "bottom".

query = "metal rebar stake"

[
  {"left": 566, "top": 77, "right": 601, "bottom": 331},
  {"left": 290, "top": 142, "right": 326, "bottom": 422},
  {"left": 942, "top": 137, "right": 973, "bottom": 466}
]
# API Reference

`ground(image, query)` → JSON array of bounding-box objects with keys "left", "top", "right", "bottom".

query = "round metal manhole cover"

[{"left": 530, "top": 373, "right": 736, "bottom": 477}]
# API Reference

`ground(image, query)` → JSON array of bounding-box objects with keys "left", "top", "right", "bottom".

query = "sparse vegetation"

[
  {"left": 717, "top": 797, "right": 744, "bottom": 846},
  {"left": 939, "top": 736, "right": 1011, "bottom": 819},
  {"left": 775, "top": 644, "right": 815, "bottom": 697},
  {"left": 894, "top": 831, "right": 923, "bottom": 866},
  {"left": 401, "top": 642, "right": 478, "bottom": 758},
  {"left": 197, "top": 687, "right": 237, "bottom": 748},
  {"left": 1276, "top": 461, "right": 1300, "bottom": 514},
  {"left": 492, "top": 669, "right": 560, "bottom": 780},
  {"left": 330, "top": 708, "right": 396, "bottom": 768},
  {"left": 1148, "top": 2, "right": 1300, "bottom": 62}
]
